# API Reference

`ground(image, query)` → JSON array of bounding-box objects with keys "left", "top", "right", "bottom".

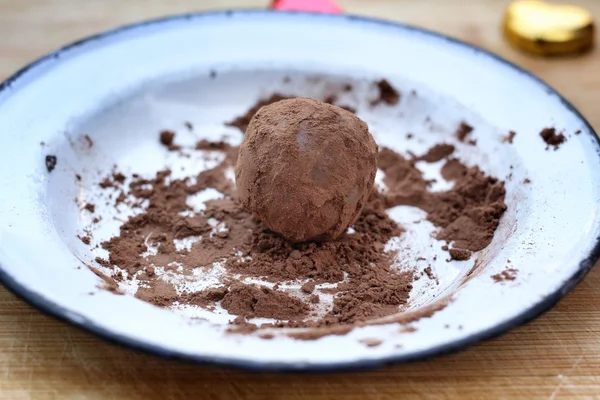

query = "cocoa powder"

[
  {"left": 221, "top": 283, "right": 309, "bottom": 320},
  {"left": 502, "top": 131, "right": 516, "bottom": 144},
  {"left": 449, "top": 248, "right": 471, "bottom": 261},
  {"left": 159, "top": 130, "right": 175, "bottom": 146},
  {"left": 372, "top": 79, "right": 400, "bottom": 106},
  {"left": 491, "top": 268, "right": 518, "bottom": 282},
  {"left": 540, "top": 127, "right": 566, "bottom": 150},
  {"left": 456, "top": 122, "right": 474, "bottom": 142},
  {"left": 417, "top": 143, "right": 455, "bottom": 163},
  {"left": 159, "top": 130, "right": 181, "bottom": 151},
  {"left": 78, "top": 235, "right": 91, "bottom": 245},
  {"left": 379, "top": 147, "right": 506, "bottom": 253},
  {"left": 91, "top": 93, "right": 507, "bottom": 337}
]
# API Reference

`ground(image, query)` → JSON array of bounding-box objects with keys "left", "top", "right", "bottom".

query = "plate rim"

[{"left": 0, "top": 9, "right": 599, "bottom": 372}]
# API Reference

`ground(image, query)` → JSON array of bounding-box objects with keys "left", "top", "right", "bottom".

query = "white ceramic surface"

[{"left": 0, "top": 11, "right": 599, "bottom": 370}]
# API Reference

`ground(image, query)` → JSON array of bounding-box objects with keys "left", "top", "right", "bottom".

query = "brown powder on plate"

[
  {"left": 87, "top": 265, "right": 123, "bottom": 295},
  {"left": 417, "top": 143, "right": 455, "bottom": 163},
  {"left": 115, "top": 192, "right": 126, "bottom": 205},
  {"left": 428, "top": 164, "right": 506, "bottom": 252},
  {"left": 456, "top": 122, "right": 474, "bottom": 142},
  {"left": 360, "top": 338, "right": 382, "bottom": 347},
  {"left": 540, "top": 127, "right": 566, "bottom": 150},
  {"left": 491, "top": 268, "right": 518, "bottom": 282},
  {"left": 502, "top": 131, "right": 516, "bottom": 144},
  {"left": 84, "top": 203, "right": 95, "bottom": 213},
  {"left": 195, "top": 139, "right": 231, "bottom": 151},
  {"left": 159, "top": 130, "right": 175, "bottom": 146},
  {"left": 91, "top": 93, "right": 507, "bottom": 337},
  {"left": 440, "top": 158, "right": 468, "bottom": 181},
  {"left": 84, "top": 134, "right": 94, "bottom": 147},
  {"left": 135, "top": 279, "right": 178, "bottom": 307},
  {"left": 159, "top": 130, "right": 181, "bottom": 151},
  {"left": 78, "top": 235, "right": 91, "bottom": 245},
  {"left": 423, "top": 266, "right": 436, "bottom": 282},
  {"left": 449, "top": 248, "right": 471, "bottom": 261},
  {"left": 301, "top": 281, "right": 316, "bottom": 294},
  {"left": 99, "top": 177, "right": 114, "bottom": 189},
  {"left": 371, "top": 79, "right": 400, "bottom": 106},
  {"left": 221, "top": 283, "right": 308, "bottom": 321},
  {"left": 377, "top": 148, "right": 506, "bottom": 253},
  {"left": 96, "top": 145, "right": 413, "bottom": 326},
  {"left": 113, "top": 172, "right": 126, "bottom": 184}
]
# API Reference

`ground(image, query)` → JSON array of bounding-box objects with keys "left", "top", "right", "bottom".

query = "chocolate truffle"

[{"left": 235, "top": 98, "right": 378, "bottom": 242}]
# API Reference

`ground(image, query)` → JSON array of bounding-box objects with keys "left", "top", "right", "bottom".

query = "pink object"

[{"left": 270, "top": 0, "right": 342, "bottom": 14}]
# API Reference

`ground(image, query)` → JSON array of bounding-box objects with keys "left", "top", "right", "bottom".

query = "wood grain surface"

[{"left": 1, "top": 1, "right": 599, "bottom": 398}]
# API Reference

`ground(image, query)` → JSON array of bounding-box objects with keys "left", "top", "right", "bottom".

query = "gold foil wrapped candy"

[{"left": 503, "top": 0, "right": 595, "bottom": 56}]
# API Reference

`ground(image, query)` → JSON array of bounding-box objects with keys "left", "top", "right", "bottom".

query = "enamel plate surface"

[{"left": 0, "top": 11, "right": 599, "bottom": 370}]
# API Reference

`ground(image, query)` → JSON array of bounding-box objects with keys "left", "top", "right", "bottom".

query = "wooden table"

[{"left": 1, "top": 0, "right": 599, "bottom": 398}]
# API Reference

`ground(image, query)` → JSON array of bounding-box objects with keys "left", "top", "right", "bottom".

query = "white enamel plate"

[{"left": 0, "top": 11, "right": 599, "bottom": 370}]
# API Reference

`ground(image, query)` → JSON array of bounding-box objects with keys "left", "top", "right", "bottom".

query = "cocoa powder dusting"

[
  {"left": 88, "top": 265, "right": 123, "bottom": 295},
  {"left": 423, "top": 266, "right": 436, "bottom": 282},
  {"left": 78, "top": 235, "right": 91, "bottom": 245},
  {"left": 159, "top": 130, "right": 175, "bottom": 146},
  {"left": 456, "top": 122, "right": 474, "bottom": 142},
  {"left": 135, "top": 279, "right": 178, "bottom": 307},
  {"left": 360, "top": 338, "right": 382, "bottom": 347},
  {"left": 417, "top": 144, "right": 455, "bottom": 163},
  {"left": 491, "top": 268, "right": 518, "bottom": 282},
  {"left": 159, "top": 130, "right": 181, "bottom": 151},
  {"left": 371, "top": 79, "right": 400, "bottom": 106},
  {"left": 84, "top": 134, "right": 94, "bottom": 148},
  {"left": 221, "top": 284, "right": 308, "bottom": 320},
  {"left": 301, "top": 281, "right": 316, "bottom": 294},
  {"left": 502, "top": 131, "right": 516, "bottom": 144},
  {"left": 91, "top": 93, "right": 507, "bottom": 338},
  {"left": 377, "top": 149, "right": 506, "bottom": 253},
  {"left": 449, "top": 248, "right": 471, "bottom": 261},
  {"left": 540, "top": 127, "right": 566, "bottom": 150}
]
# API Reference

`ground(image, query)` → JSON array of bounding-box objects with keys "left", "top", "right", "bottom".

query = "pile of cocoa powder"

[
  {"left": 90, "top": 86, "right": 507, "bottom": 335},
  {"left": 540, "top": 127, "right": 566, "bottom": 150}
]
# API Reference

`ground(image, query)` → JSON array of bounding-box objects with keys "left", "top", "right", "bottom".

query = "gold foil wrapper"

[{"left": 503, "top": 0, "right": 595, "bottom": 56}]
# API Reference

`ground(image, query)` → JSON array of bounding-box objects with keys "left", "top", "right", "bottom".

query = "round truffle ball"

[{"left": 235, "top": 98, "right": 378, "bottom": 242}]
